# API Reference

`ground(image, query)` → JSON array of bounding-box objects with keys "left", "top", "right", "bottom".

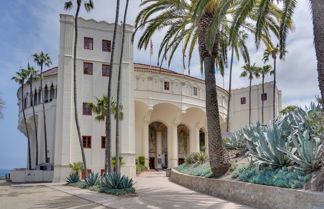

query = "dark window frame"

[
  {"left": 261, "top": 93, "right": 267, "bottom": 101},
  {"left": 102, "top": 64, "right": 111, "bottom": 77},
  {"left": 101, "top": 136, "right": 106, "bottom": 149},
  {"left": 82, "top": 102, "right": 92, "bottom": 116},
  {"left": 240, "top": 97, "right": 246, "bottom": 105},
  {"left": 83, "top": 62, "right": 93, "bottom": 75},
  {"left": 193, "top": 87, "right": 198, "bottom": 96},
  {"left": 82, "top": 136, "right": 92, "bottom": 148},
  {"left": 102, "top": 40, "right": 112, "bottom": 52},
  {"left": 164, "top": 81, "right": 170, "bottom": 91},
  {"left": 84, "top": 37, "right": 93, "bottom": 50}
]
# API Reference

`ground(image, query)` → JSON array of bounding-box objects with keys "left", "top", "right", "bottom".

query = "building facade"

[{"left": 16, "top": 15, "right": 282, "bottom": 182}]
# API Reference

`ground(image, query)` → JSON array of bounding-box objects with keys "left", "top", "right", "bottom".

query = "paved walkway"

[{"left": 0, "top": 172, "right": 254, "bottom": 209}]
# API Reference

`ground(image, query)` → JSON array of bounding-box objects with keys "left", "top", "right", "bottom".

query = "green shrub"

[
  {"left": 223, "top": 131, "right": 245, "bottom": 150},
  {"left": 136, "top": 164, "right": 148, "bottom": 173},
  {"left": 231, "top": 165, "right": 312, "bottom": 189},
  {"left": 138, "top": 156, "right": 145, "bottom": 165},
  {"left": 66, "top": 173, "right": 80, "bottom": 184},
  {"left": 175, "top": 163, "right": 212, "bottom": 177},
  {"left": 68, "top": 181, "right": 87, "bottom": 188},
  {"left": 84, "top": 173, "right": 99, "bottom": 187},
  {"left": 185, "top": 152, "right": 208, "bottom": 165},
  {"left": 100, "top": 172, "right": 134, "bottom": 189},
  {"left": 98, "top": 187, "right": 136, "bottom": 196}
]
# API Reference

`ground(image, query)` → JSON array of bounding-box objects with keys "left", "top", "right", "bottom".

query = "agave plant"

[
  {"left": 101, "top": 173, "right": 134, "bottom": 189},
  {"left": 223, "top": 131, "right": 245, "bottom": 150},
  {"left": 66, "top": 173, "right": 80, "bottom": 184},
  {"left": 185, "top": 152, "right": 208, "bottom": 165},
  {"left": 84, "top": 173, "right": 99, "bottom": 186}
]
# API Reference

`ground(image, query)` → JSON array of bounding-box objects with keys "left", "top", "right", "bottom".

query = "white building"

[{"left": 16, "top": 15, "right": 282, "bottom": 182}]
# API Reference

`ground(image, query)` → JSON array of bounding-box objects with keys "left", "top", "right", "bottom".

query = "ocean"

[{"left": 0, "top": 169, "right": 11, "bottom": 177}]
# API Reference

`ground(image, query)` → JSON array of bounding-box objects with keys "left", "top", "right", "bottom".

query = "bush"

[
  {"left": 136, "top": 164, "right": 148, "bottom": 173},
  {"left": 84, "top": 173, "right": 99, "bottom": 187},
  {"left": 184, "top": 152, "right": 208, "bottom": 165},
  {"left": 98, "top": 187, "right": 136, "bottom": 196},
  {"left": 68, "top": 181, "right": 87, "bottom": 188},
  {"left": 100, "top": 172, "right": 134, "bottom": 189},
  {"left": 66, "top": 173, "right": 80, "bottom": 184},
  {"left": 138, "top": 156, "right": 145, "bottom": 165},
  {"left": 231, "top": 165, "right": 312, "bottom": 189},
  {"left": 175, "top": 163, "right": 212, "bottom": 177},
  {"left": 223, "top": 131, "right": 245, "bottom": 150}
]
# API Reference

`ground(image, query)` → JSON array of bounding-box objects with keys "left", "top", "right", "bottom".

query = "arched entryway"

[
  {"left": 178, "top": 124, "right": 189, "bottom": 165},
  {"left": 149, "top": 122, "right": 168, "bottom": 169},
  {"left": 199, "top": 128, "right": 206, "bottom": 152}
]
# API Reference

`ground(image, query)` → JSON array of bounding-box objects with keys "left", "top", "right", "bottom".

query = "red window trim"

[
  {"left": 83, "top": 62, "right": 93, "bottom": 75},
  {"left": 82, "top": 102, "right": 92, "bottom": 116},
  {"left": 101, "top": 136, "right": 106, "bottom": 149},
  {"left": 102, "top": 40, "right": 112, "bottom": 52},
  {"left": 102, "top": 64, "right": 110, "bottom": 77},
  {"left": 82, "top": 136, "right": 92, "bottom": 148},
  {"left": 241, "top": 97, "right": 246, "bottom": 105},
  {"left": 84, "top": 37, "right": 93, "bottom": 50}
]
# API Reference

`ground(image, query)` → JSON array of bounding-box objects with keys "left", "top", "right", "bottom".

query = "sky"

[{"left": 0, "top": 0, "right": 319, "bottom": 169}]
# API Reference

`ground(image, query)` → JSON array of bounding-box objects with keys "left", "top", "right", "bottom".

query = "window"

[
  {"left": 102, "top": 40, "right": 111, "bottom": 52},
  {"left": 101, "top": 136, "right": 106, "bottom": 149},
  {"left": 82, "top": 136, "right": 92, "bottom": 148},
  {"left": 44, "top": 85, "right": 49, "bottom": 103},
  {"left": 50, "top": 84, "right": 55, "bottom": 101},
  {"left": 83, "top": 103, "right": 92, "bottom": 115},
  {"left": 81, "top": 169, "right": 92, "bottom": 179},
  {"left": 83, "top": 62, "right": 93, "bottom": 75},
  {"left": 84, "top": 37, "right": 93, "bottom": 50},
  {"left": 100, "top": 169, "right": 105, "bottom": 176},
  {"left": 164, "top": 81, "right": 170, "bottom": 91},
  {"left": 261, "top": 93, "right": 267, "bottom": 101},
  {"left": 193, "top": 87, "right": 198, "bottom": 96},
  {"left": 102, "top": 64, "right": 111, "bottom": 77},
  {"left": 240, "top": 97, "right": 246, "bottom": 105}
]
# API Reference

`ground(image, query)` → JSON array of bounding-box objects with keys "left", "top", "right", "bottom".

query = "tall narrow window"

[
  {"left": 34, "top": 89, "right": 38, "bottom": 105},
  {"left": 82, "top": 103, "right": 92, "bottom": 115},
  {"left": 102, "top": 40, "right": 111, "bottom": 52},
  {"left": 83, "top": 62, "right": 93, "bottom": 75},
  {"left": 44, "top": 85, "right": 49, "bottom": 103},
  {"left": 38, "top": 88, "right": 41, "bottom": 104},
  {"left": 102, "top": 64, "right": 111, "bottom": 77},
  {"left": 261, "top": 93, "right": 267, "bottom": 101},
  {"left": 82, "top": 136, "right": 92, "bottom": 148},
  {"left": 164, "top": 81, "right": 170, "bottom": 91},
  {"left": 101, "top": 136, "right": 106, "bottom": 149},
  {"left": 193, "top": 87, "right": 198, "bottom": 96},
  {"left": 50, "top": 84, "right": 55, "bottom": 101},
  {"left": 240, "top": 97, "right": 246, "bottom": 105},
  {"left": 84, "top": 37, "right": 93, "bottom": 50}
]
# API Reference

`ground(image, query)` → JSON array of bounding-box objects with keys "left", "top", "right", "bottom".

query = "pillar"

[
  {"left": 143, "top": 108, "right": 152, "bottom": 168},
  {"left": 168, "top": 123, "right": 178, "bottom": 168},
  {"left": 190, "top": 127, "right": 200, "bottom": 153},
  {"left": 156, "top": 131, "right": 162, "bottom": 169}
]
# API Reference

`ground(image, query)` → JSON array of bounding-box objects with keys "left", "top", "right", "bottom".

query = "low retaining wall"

[
  {"left": 170, "top": 169, "right": 324, "bottom": 209},
  {"left": 10, "top": 170, "right": 53, "bottom": 183}
]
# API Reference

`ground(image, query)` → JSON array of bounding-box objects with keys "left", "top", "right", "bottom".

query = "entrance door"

[{"left": 149, "top": 157, "right": 155, "bottom": 169}]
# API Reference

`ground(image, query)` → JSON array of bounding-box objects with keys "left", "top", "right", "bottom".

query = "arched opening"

[
  {"left": 34, "top": 89, "right": 38, "bottom": 105},
  {"left": 178, "top": 124, "right": 189, "bottom": 165},
  {"left": 38, "top": 88, "right": 41, "bottom": 104},
  {"left": 149, "top": 122, "right": 168, "bottom": 169},
  {"left": 50, "top": 84, "right": 55, "bottom": 101},
  {"left": 44, "top": 85, "right": 49, "bottom": 103},
  {"left": 199, "top": 128, "right": 206, "bottom": 152}
]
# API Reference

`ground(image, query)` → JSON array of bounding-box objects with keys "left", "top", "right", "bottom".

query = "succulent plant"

[
  {"left": 66, "top": 173, "right": 80, "bottom": 184},
  {"left": 185, "top": 152, "right": 208, "bottom": 165},
  {"left": 84, "top": 173, "right": 99, "bottom": 186},
  {"left": 100, "top": 173, "right": 134, "bottom": 189}
]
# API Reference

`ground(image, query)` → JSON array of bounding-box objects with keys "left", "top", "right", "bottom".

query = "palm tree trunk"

[
  {"left": 30, "top": 77, "right": 39, "bottom": 167},
  {"left": 262, "top": 74, "right": 265, "bottom": 124},
  {"left": 115, "top": 0, "right": 129, "bottom": 174},
  {"left": 73, "top": 3, "right": 87, "bottom": 173},
  {"left": 226, "top": 47, "right": 234, "bottom": 132},
  {"left": 198, "top": 12, "right": 230, "bottom": 177},
  {"left": 310, "top": 0, "right": 324, "bottom": 104},
  {"left": 106, "top": 0, "right": 120, "bottom": 174},
  {"left": 22, "top": 85, "right": 32, "bottom": 170},
  {"left": 40, "top": 64, "right": 49, "bottom": 163},
  {"left": 249, "top": 76, "right": 252, "bottom": 125},
  {"left": 273, "top": 58, "right": 276, "bottom": 120}
]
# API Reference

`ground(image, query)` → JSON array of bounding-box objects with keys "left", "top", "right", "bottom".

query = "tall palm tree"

[
  {"left": 241, "top": 63, "right": 260, "bottom": 125},
  {"left": 12, "top": 69, "right": 32, "bottom": 170},
  {"left": 257, "top": 64, "right": 273, "bottom": 124},
  {"left": 64, "top": 0, "right": 94, "bottom": 174},
  {"left": 26, "top": 64, "right": 41, "bottom": 167},
  {"left": 136, "top": 0, "right": 282, "bottom": 177},
  {"left": 33, "top": 51, "right": 52, "bottom": 163},
  {"left": 88, "top": 96, "right": 123, "bottom": 123},
  {"left": 115, "top": 0, "right": 130, "bottom": 174},
  {"left": 105, "top": 0, "right": 120, "bottom": 175},
  {"left": 226, "top": 30, "right": 250, "bottom": 132}
]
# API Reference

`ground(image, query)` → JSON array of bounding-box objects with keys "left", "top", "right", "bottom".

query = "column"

[
  {"left": 168, "top": 123, "right": 178, "bottom": 168},
  {"left": 143, "top": 108, "right": 152, "bottom": 168},
  {"left": 190, "top": 127, "right": 200, "bottom": 153}
]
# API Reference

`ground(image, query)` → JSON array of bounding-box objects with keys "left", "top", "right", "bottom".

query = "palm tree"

[
  {"left": 64, "top": 0, "right": 94, "bottom": 174},
  {"left": 257, "top": 65, "right": 273, "bottom": 124},
  {"left": 33, "top": 51, "right": 52, "bottom": 163},
  {"left": 241, "top": 63, "right": 260, "bottom": 125},
  {"left": 136, "top": 0, "right": 282, "bottom": 177},
  {"left": 226, "top": 30, "right": 250, "bottom": 132},
  {"left": 88, "top": 96, "right": 123, "bottom": 123},
  {"left": 69, "top": 162, "right": 84, "bottom": 176},
  {"left": 26, "top": 64, "right": 41, "bottom": 167},
  {"left": 115, "top": 0, "right": 130, "bottom": 174},
  {"left": 12, "top": 69, "right": 32, "bottom": 170},
  {"left": 105, "top": 0, "right": 120, "bottom": 175}
]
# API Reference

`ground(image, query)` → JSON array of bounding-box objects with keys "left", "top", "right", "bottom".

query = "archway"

[
  {"left": 199, "top": 128, "right": 206, "bottom": 152},
  {"left": 149, "top": 122, "right": 168, "bottom": 169},
  {"left": 178, "top": 124, "right": 189, "bottom": 165}
]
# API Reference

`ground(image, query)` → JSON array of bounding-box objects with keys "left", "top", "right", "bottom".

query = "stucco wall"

[{"left": 170, "top": 169, "right": 324, "bottom": 209}]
